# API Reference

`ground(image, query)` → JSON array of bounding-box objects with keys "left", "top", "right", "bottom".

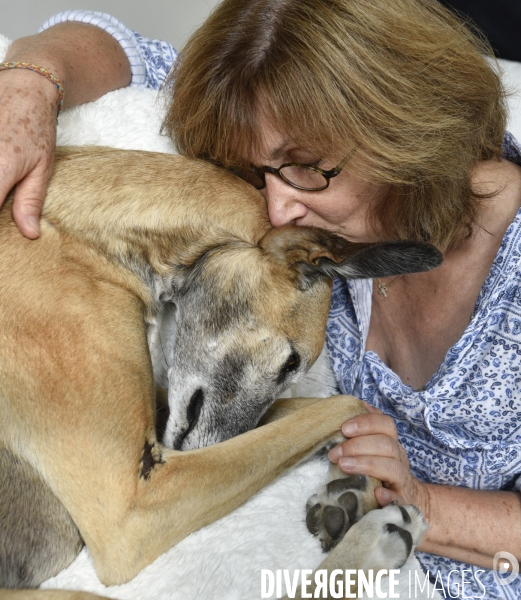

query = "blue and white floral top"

[
  {"left": 326, "top": 132, "right": 521, "bottom": 599},
  {"left": 40, "top": 12, "right": 521, "bottom": 599}
]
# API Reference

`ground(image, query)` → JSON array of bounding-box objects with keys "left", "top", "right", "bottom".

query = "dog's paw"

[
  {"left": 306, "top": 473, "right": 379, "bottom": 551},
  {"left": 345, "top": 503, "right": 428, "bottom": 571}
]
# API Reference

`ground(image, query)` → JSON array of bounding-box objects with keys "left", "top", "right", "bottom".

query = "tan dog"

[{"left": 0, "top": 147, "right": 440, "bottom": 598}]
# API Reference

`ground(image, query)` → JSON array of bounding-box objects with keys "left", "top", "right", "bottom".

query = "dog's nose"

[
  {"left": 186, "top": 388, "right": 204, "bottom": 432},
  {"left": 172, "top": 388, "right": 204, "bottom": 450}
]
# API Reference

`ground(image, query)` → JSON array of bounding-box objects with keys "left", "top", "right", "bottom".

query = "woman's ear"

[{"left": 259, "top": 225, "right": 442, "bottom": 290}]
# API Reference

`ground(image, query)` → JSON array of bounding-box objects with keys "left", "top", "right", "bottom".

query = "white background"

[{"left": 0, "top": 0, "right": 221, "bottom": 50}]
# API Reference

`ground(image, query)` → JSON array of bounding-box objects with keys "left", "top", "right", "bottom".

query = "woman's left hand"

[
  {"left": 328, "top": 404, "right": 521, "bottom": 566},
  {"left": 328, "top": 403, "right": 429, "bottom": 512}
]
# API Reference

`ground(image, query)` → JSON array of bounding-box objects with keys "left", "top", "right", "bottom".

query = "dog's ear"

[{"left": 259, "top": 226, "right": 442, "bottom": 290}]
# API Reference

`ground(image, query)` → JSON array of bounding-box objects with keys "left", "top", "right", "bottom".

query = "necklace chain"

[{"left": 376, "top": 275, "right": 403, "bottom": 298}]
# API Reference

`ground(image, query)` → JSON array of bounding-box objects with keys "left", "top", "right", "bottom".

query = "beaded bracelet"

[{"left": 0, "top": 61, "right": 65, "bottom": 116}]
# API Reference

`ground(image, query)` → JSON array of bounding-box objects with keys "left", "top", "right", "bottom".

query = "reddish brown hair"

[{"left": 163, "top": 0, "right": 507, "bottom": 249}]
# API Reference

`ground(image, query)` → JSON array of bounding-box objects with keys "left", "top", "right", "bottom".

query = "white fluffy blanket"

[{"left": 4, "top": 34, "right": 521, "bottom": 600}]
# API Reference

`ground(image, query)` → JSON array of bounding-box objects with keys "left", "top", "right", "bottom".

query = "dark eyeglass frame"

[{"left": 233, "top": 148, "right": 356, "bottom": 192}]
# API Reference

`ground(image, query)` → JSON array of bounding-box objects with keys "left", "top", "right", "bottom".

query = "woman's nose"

[{"left": 263, "top": 175, "right": 308, "bottom": 227}]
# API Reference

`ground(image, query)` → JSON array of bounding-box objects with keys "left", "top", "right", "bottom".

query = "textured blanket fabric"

[{"left": 6, "top": 32, "right": 521, "bottom": 599}]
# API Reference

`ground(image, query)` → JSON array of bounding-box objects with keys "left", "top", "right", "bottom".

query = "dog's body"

[{"left": 0, "top": 147, "right": 440, "bottom": 598}]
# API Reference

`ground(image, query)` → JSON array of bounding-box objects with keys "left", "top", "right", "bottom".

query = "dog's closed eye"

[{"left": 277, "top": 350, "right": 301, "bottom": 384}]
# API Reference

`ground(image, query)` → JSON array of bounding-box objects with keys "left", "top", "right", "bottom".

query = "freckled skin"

[
  {"left": 0, "top": 23, "right": 132, "bottom": 238},
  {"left": 0, "top": 69, "right": 58, "bottom": 235}
]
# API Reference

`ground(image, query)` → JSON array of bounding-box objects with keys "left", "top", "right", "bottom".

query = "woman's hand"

[
  {"left": 328, "top": 403, "right": 521, "bottom": 567},
  {"left": 328, "top": 403, "right": 430, "bottom": 513},
  {"left": 0, "top": 68, "right": 59, "bottom": 238},
  {"left": 0, "top": 23, "right": 132, "bottom": 238}
]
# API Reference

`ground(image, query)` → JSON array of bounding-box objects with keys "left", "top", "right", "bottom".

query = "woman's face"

[{"left": 250, "top": 115, "right": 388, "bottom": 243}]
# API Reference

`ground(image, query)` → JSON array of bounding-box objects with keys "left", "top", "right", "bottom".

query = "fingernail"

[
  {"left": 379, "top": 488, "right": 391, "bottom": 503},
  {"left": 328, "top": 446, "right": 343, "bottom": 461},
  {"left": 342, "top": 421, "right": 358, "bottom": 436},
  {"left": 26, "top": 216, "right": 40, "bottom": 236},
  {"left": 338, "top": 457, "right": 357, "bottom": 470}
]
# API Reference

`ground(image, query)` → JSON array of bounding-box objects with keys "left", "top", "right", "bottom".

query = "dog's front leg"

[
  {"left": 258, "top": 396, "right": 332, "bottom": 425},
  {"left": 261, "top": 397, "right": 382, "bottom": 551},
  {"left": 71, "top": 395, "right": 367, "bottom": 585}
]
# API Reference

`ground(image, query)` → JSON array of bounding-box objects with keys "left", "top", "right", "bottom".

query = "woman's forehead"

[
  {"left": 251, "top": 113, "right": 323, "bottom": 164},
  {"left": 254, "top": 113, "right": 292, "bottom": 160}
]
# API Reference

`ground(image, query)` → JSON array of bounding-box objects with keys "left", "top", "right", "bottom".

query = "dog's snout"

[{"left": 172, "top": 388, "right": 204, "bottom": 450}]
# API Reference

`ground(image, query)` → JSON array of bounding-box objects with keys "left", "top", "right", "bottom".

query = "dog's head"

[{"left": 155, "top": 225, "right": 441, "bottom": 450}]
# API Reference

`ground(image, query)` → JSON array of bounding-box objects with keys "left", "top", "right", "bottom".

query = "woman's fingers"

[
  {"left": 329, "top": 432, "right": 411, "bottom": 492},
  {"left": 328, "top": 410, "right": 425, "bottom": 507},
  {"left": 336, "top": 453, "right": 406, "bottom": 481},
  {"left": 11, "top": 158, "right": 55, "bottom": 238},
  {"left": 341, "top": 412, "right": 399, "bottom": 440},
  {"left": 329, "top": 433, "right": 403, "bottom": 462},
  {"left": 0, "top": 68, "right": 58, "bottom": 238},
  {"left": 375, "top": 486, "right": 406, "bottom": 507},
  {"left": 333, "top": 450, "right": 423, "bottom": 506}
]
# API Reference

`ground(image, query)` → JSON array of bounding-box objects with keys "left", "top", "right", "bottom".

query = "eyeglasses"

[
  {"left": 229, "top": 151, "right": 354, "bottom": 192},
  {"left": 229, "top": 144, "right": 358, "bottom": 192}
]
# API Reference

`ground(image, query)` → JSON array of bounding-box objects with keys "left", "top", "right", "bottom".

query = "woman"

[{"left": 1, "top": 1, "right": 520, "bottom": 597}]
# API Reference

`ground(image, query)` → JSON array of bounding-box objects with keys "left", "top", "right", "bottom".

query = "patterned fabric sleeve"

[{"left": 39, "top": 11, "right": 177, "bottom": 90}]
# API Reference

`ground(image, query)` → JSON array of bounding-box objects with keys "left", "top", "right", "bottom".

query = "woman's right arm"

[{"left": 0, "top": 22, "right": 132, "bottom": 238}]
